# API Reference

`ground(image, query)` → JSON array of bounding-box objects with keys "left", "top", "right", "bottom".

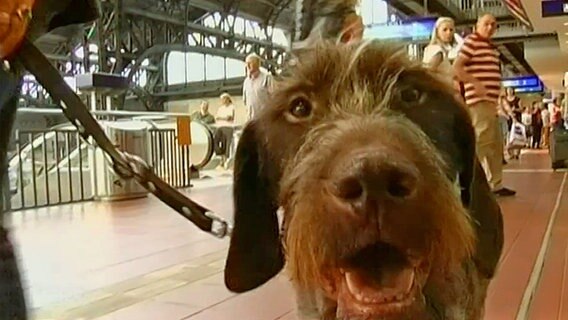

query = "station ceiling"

[{"left": 521, "top": 0, "right": 568, "bottom": 93}]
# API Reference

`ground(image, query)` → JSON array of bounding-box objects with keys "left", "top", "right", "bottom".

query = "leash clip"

[{"left": 206, "top": 212, "right": 232, "bottom": 238}]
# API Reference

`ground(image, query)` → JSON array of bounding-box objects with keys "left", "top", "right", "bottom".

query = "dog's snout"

[{"left": 331, "top": 149, "right": 419, "bottom": 211}]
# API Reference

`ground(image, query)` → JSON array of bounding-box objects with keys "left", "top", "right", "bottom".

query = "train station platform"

[{"left": 5, "top": 150, "right": 568, "bottom": 320}]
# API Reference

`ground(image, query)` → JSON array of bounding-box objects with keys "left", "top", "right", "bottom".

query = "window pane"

[
  {"left": 186, "top": 53, "right": 205, "bottom": 82},
  {"left": 226, "top": 58, "right": 245, "bottom": 78},
  {"left": 166, "top": 51, "right": 186, "bottom": 85},
  {"left": 205, "top": 54, "right": 225, "bottom": 80}
]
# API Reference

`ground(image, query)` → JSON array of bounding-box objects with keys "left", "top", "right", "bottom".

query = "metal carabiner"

[{"left": 205, "top": 211, "right": 233, "bottom": 239}]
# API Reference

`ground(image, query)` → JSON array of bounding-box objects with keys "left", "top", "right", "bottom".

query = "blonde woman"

[{"left": 422, "top": 17, "right": 463, "bottom": 86}]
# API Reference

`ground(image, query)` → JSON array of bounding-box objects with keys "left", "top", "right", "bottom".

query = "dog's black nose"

[{"left": 331, "top": 149, "right": 419, "bottom": 210}]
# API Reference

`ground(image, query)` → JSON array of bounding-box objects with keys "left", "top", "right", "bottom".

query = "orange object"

[
  {"left": 0, "top": 0, "right": 36, "bottom": 59},
  {"left": 177, "top": 116, "right": 192, "bottom": 146}
]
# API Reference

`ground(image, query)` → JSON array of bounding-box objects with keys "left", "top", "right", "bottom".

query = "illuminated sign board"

[
  {"left": 502, "top": 76, "right": 540, "bottom": 88},
  {"left": 542, "top": 0, "right": 568, "bottom": 17},
  {"left": 502, "top": 75, "right": 544, "bottom": 93},
  {"left": 365, "top": 17, "right": 437, "bottom": 41},
  {"left": 514, "top": 85, "right": 544, "bottom": 93}
]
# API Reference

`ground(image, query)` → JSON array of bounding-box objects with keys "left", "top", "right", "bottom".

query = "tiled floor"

[{"left": 5, "top": 150, "right": 568, "bottom": 320}]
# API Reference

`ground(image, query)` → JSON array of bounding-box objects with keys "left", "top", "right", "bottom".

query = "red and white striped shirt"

[{"left": 458, "top": 33, "right": 501, "bottom": 107}]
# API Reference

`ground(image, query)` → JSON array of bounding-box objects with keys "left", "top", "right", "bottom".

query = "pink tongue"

[{"left": 341, "top": 267, "right": 414, "bottom": 304}]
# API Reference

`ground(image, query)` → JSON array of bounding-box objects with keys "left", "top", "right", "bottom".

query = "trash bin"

[{"left": 92, "top": 120, "right": 151, "bottom": 201}]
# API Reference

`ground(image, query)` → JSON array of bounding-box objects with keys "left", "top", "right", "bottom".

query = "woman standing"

[
  {"left": 422, "top": 17, "right": 463, "bottom": 90},
  {"left": 531, "top": 102, "right": 543, "bottom": 148},
  {"left": 521, "top": 106, "right": 533, "bottom": 147},
  {"left": 503, "top": 87, "right": 522, "bottom": 127}
]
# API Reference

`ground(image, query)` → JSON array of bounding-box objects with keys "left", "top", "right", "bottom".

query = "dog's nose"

[{"left": 331, "top": 150, "right": 419, "bottom": 210}]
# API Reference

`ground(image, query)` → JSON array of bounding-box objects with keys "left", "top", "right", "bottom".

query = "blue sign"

[
  {"left": 502, "top": 75, "right": 544, "bottom": 93},
  {"left": 515, "top": 85, "right": 544, "bottom": 93},
  {"left": 502, "top": 76, "right": 540, "bottom": 88},
  {"left": 365, "top": 17, "right": 437, "bottom": 41},
  {"left": 541, "top": 0, "right": 568, "bottom": 17}
]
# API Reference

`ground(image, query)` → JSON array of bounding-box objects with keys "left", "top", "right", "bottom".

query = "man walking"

[{"left": 454, "top": 13, "right": 516, "bottom": 197}]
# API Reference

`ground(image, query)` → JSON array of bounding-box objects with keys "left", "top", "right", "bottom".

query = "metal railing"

[
  {"left": 3, "top": 110, "right": 218, "bottom": 212},
  {"left": 457, "top": 0, "right": 510, "bottom": 20},
  {"left": 5, "top": 129, "right": 92, "bottom": 211}
]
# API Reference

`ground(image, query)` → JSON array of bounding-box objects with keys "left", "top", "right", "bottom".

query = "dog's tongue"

[{"left": 336, "top": 267, "right": 414, "bottom": 315}]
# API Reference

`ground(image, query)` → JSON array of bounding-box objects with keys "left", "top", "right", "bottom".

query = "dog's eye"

[
  {"left": 400, "top": 88, "right": 422, "bottom": 103},
  {"left": 289, "top": 97, "right": 313, "bottom": 119}
]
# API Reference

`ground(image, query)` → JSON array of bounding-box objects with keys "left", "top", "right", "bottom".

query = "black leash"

[{"left": 14, "top": 38, "right": 232, "bottom": 238}]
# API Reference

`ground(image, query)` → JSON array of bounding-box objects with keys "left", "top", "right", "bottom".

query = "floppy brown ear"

[
  {"left": 453, "top": 104, "right": 504, "bottom": 279},
  {"left": 224, "top": 121, "right": 284, "bottom": 293},
  {"left": 453, "top": 107, "right": 476, "bottom": 207}
]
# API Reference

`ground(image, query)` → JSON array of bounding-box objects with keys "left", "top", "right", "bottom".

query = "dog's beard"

[
  {"left": 285, "top": 198, "right": 433, "bottom": 319},
  {"left": 281, "top": 117, "right": 475, "bottom": 320},
  {"left": 285, "top": 188, "right": 467, "bottom": 320},
  {"left": 333, "top": 242, "right": 421, "bottom": 319}
]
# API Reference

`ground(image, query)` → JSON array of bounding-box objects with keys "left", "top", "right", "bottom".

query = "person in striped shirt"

[{"left": 454, "top": 13, "right": 516, "bottom": 197}]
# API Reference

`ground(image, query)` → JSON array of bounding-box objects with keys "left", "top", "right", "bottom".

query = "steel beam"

[
  {"left": 172, "top": 0, "right": 294, "bottom": 28},
  {"left": 153, "top": 77, "right": 246, "bottom": 100},
  {"left": 388, "top": 0, "right": 465, "bottom": 19},
  {"left": 493, "top": 32, "right": 557, "bottom": 44},
  {"left": 122, "top": 7, "right": 283, "bottom": 49},
  {"left": 22, "top": 0, "right": 291, "bottom": 109}
]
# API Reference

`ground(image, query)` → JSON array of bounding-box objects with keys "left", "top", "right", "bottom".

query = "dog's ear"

[
  {"left": 469, "top": 158, "right": 504, "bottom": 278},
  {"left": 224, "top": 121, "right": 284, "bottom": 293},
  {"left": 453, "top": 104, "right": 504, "bottom": 279},
  {"left": 454, "top": 108, "right": 476, "bottom": 207}
]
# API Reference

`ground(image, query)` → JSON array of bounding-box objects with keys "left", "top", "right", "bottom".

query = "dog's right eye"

[
  {"left": 400, "top": 88, "right": 422, "bottom": 103},
  {"left": 288, "top": 97, "right": 313, "bottom": 119}
]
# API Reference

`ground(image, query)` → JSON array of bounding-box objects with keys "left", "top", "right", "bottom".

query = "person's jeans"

[
  {"left": 532, "top": 125, "right": 543, "bottom": 148},
  {"left": 214, "top": 127, "right": 235, "bottom": 158},
  {"left": 498, "top": 115, "right": 509, "bottom": 150}
]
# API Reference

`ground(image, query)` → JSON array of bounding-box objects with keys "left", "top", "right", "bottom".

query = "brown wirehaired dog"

[{"left": 224, "top": 40, "right": 504, "bottom": 320}]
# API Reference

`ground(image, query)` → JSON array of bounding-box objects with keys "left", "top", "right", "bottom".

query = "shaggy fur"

[{"left": 224, "top": 40, "right": 504, "bottom": 320}]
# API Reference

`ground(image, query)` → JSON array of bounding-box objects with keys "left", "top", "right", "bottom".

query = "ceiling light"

[{"left": 565, "top": 22, "right": 568, "bottom": 26}]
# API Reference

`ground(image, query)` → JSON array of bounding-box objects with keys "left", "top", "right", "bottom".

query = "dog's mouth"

[{"left": 328, "top": 242, "right": 423, "bottom": 318}]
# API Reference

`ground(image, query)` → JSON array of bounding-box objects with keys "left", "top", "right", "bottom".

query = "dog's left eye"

[
  {"left": 400, "top": 88, "right": 423, "bottom": 103},
  {"left": 289, "top": 97, "right": 313, "bottom": 119}
]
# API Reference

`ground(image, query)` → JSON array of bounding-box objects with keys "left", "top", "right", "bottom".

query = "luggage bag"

[{"left": 549, "top": 127, "right": 568, "bottom": 170}]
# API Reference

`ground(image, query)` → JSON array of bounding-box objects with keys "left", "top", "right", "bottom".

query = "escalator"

[{"left": 132, "top": 116, "right": 216, "bottom": 170}]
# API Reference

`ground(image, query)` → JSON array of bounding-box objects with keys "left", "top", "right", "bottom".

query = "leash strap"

[{"left": 13, "top": 38, "right": 231, "bottom": 238}]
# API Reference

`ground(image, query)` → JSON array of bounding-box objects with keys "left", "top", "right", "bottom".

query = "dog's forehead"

[{"left": 289, "top": 42, "right": 415, "bottom": 90}]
